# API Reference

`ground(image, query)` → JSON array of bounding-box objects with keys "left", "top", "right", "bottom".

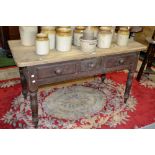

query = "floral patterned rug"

[{"left": 0, "top": 71, "right": 155, "bottom": 129}]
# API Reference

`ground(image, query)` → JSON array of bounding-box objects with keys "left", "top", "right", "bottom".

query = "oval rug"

[{"left": 43, "top": 86, "right": 107, "bottom": 120}]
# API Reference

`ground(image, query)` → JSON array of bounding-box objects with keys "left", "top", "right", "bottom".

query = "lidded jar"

[
  {"left": 56, "top": 27, "right": 72, "bottom": 52},
  {"left": 36, "top": 33, "right": 49, "bottom": 55},
  {"left": 85, "top": 26, "right": 99, "bottom": 38},
  {"left": 41, "top": 26, "right": 55, "bottom": 50},
  {"left": 97, "top": 26, "right": 113, "bottom": 48},
  {"left": 89, "top": 26, "right": 99, "bottom": 38},
  {"left": 73, "top": 26, "right": 85, "bottom": 46},
  {"left": 117, "top": 27, "right": 130, "bottom": 46},
  {"left": 83, "top": 26, "right": 94, "bottom": 40},
  {"left": 80, "top": 27, "right": 97, "bottom": 53}
]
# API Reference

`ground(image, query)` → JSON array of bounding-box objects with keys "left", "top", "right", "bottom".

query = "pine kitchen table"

[{"left": 8, "top": 40, "right": 147, "bottom": 128}]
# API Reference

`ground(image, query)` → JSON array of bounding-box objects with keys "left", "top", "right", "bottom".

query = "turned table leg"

[
  {"left": 27, "top": 67, "right": 39, "bottom": 128},
  {"left": 124, "top": 69, "right": 134, "bottom": 103},
  {"left": 136, "top": 53, "right": 148, "bottom": 81},
  {"left": 19, "top": 67, "right": 28, "bottom": 99},
  {"left": 30, "top": 90, "right": 38, "bottom": 128},
  {"left": 137, "top": 44, "right": 152, "bottom": 81},
  {"left": 146, "top": 44, "right": 155, "bottom": 69}
]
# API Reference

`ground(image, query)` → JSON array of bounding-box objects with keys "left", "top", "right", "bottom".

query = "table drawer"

[
  {"left": 104, "top": 54, "right": 134, "bottom": 68},
  {"left": 80, "top": 58, "right": 102, "bottom": 72},
  {"left": 36, "top": 62, "right": 77, "bottom": 79}
]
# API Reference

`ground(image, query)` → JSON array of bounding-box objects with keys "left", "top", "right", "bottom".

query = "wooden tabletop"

[{"left": 8, "top": 40, "right": 147, "bottom": 67}]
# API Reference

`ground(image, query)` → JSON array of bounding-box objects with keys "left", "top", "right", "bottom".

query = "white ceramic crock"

[
  {"left": 41, "top": 27, "right": 55, "bottom": 50},
  {"left": 117, "top": 27, "right": 129, "bottom": 46},
  {"left": 56, "top": 35, "right": 72, "bottom": 52},
  {"left": 73, "top": 26, "right": 85, "bottom": 46},
  {"left": 48, "top": 33, "right": 55, "bottom": 50},
  {"left": 117, "top": 34, "right": 129, "bottom": 46},
  {"left": 92, "top": 26, "right": 99, "bottom": 38},
  {"left": 74, "top": 33, "right": 83, "bottom": 46},
  {"left": 19, "top": 26, "right": 38, "bottom": 46},
  {"left": 80, "top": 38, "right": 97, "bottom": 53},
  {"left": 97, "top": 26, "right": 112, "bottom": 48},
  {"left": 97, "top": 33, "right": 112, "bottom": 48},
  {"left": 56, "top": 27, "right": 72, "bottom": 52},
  {"left": 36, "top": 33, "right": 49, "bottom": 55}
]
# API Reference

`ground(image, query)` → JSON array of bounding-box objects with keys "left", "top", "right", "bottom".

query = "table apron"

[{"left": 23, "top": 52, "right": 138, "bottom": 87}]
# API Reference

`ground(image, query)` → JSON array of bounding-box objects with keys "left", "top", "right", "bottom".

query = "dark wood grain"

[
  {"left": 137, "top": 30, "right": 155, "bottom": 81},
  {"left": 30, "top": 91, "right": 38, "bottom": 128},
  {"left": 124, "top": 70, "right": 134, "bottom": 103},
  {"left": 19, "top": 67, "right": 28, "bottom": 99},
  {"left": 137, "top": 43, "right": 155, "bottom": 81}
]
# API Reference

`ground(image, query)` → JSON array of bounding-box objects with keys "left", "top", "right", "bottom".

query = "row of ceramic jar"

[
  {"left": 73, "top": 26, "right": 130, "bottom": 48},
  {"left": 37, "top": 26, "right": 72, "bottom": 55},
  {"left": 19, "top": 26, "right": 130, "bottom": 55},
  {"left": 19, "top": 26, "right": 72, "bottom": 55}
]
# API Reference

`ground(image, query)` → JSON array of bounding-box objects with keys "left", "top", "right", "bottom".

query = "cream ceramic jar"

[
  {"left": 117, "top": 27, "right": 130, "bottom": 46},
  {"left": 19, "top": 26, "right": 38, "bottom": 46},
  {"left": 41, "top": 27, "right": 55, "bottom": 50},
  {"left": 85, "top": 26, "right": 99, "bottom": 38},
  {"left": 83, "top": 28, "right": 94, "bottom": 40},
  {"left": 56, "top": 27, "right": 72, "bottom": 52},
  {"left": 73, "top": 26, "right": 85, "bottom": 46},
  {"left": 36, "top": 33, "right": 49, "bottom": 55},
  {"left": 97, "top": 26, "right": 112, "bottom": 48},
  {"left": 91, "top": 26, "right": 99, "bottom": 38}
]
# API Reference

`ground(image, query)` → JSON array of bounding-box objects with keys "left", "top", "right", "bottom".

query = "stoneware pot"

[
  {"left": 80, "top": 37, "right": 97, "bottom": 53},
  {"left": 19, "top": 26, "right": 38, "bottom": 46},
  {"left": 117, "top": 27, "right": 129, "bottom": 46},
  {"left": 36, "top": 33, "right": 49, "bottom": 55},
  {"left": 56, "top": 27, "right": 72, "bottom": 52},
  {"left": 41, "top": 27, "right": 55, "bottom": 50}
]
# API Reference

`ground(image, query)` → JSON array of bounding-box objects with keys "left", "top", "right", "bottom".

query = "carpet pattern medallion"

[{"left": 43, "top": 86, "right": 106, "bottom": 120}]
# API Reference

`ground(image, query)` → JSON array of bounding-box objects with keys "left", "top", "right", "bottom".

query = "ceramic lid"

[
  {"left": 99, "top": 26, "right": 112, "bottom": 31},
  {"left": 56, "top": 27, "right": 72, "bottom": 33},
  {"left": 75, "top": 26, "right": 86, "bottom": 30},
  {"left": 36, "top": 33, "right": 48, "bottom": 40},
  {"left": 119, "top": 26, "right": 130, "bottom": 31},
  {"left": 41, "top": 26, "right": 55, "bottom": 30}
]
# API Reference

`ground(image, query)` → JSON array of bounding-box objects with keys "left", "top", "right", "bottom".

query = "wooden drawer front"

[
  {"left": 36, "top": 62, "right": 77, "bottom": 79},
  {"left": 80, "top": 58, "right": 102, "bottom": 72},
  {"left": 104, "top": 54, "right": 133, "bottom": 68}
]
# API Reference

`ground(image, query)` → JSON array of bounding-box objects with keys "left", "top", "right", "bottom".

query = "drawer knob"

[
  {"left": 32, "top": 80, "right": 36, "bottom": 83},
  {"left": 119, "top": 59, "right": 124, "bottom": 64},
  {"left": 55, "top": 69, "right": 62, "bottom": 74},
  {"left": 89, "top": 63, "right": 96, "bottom": 68}
]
